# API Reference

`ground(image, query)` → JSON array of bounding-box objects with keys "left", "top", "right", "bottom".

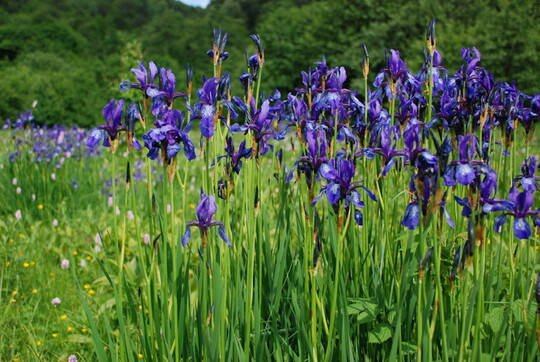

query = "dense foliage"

[{"left": 0, "top": 0, "right": 538, "bottom": 126}]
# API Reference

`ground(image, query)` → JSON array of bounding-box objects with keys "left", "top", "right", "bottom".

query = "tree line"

[{"left": 0, "top": 0, "right": 537, "bottom": 126}]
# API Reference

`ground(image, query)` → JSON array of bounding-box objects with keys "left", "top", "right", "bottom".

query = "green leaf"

[
  {"left": 488, "top": 307, "right": 505, "bottom": 333},
  {"left": 511, "top": 300, "right": 535, "bottom": 327},
  {"left": 347, "top": 298, "right": 379, "bottom": 324},
  {"left": 368, "top": 323, "right": 392, "bottom": 344}
]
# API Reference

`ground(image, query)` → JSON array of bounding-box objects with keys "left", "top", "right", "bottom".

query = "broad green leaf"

[
  {"left": 488, "top": 307, "right": 505, "bottom": 333},
  {"left": 368, "top": 323, "right": 392, "bottom": 344},
  {"left": 347, "top": 298, "right": 379, "bottom": 324}
]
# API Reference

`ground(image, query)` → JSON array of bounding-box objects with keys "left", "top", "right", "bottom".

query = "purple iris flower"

[
  {"left": 157, "top": 67, "right": 186, "bottom": 106},
  {"left": 86, "top": 99, "right": 126, "bottom": 151},
  {"left": 142, "top": 109, "right": 195, "bottom": 163},
  {"left": 373, "top": 49, "right": 414, "bottom": 100},
  {"left": 119, "top": 61, "right": 158, "bottom": 96},
  {"left": 230, "top": 98, "right": 283, "bottom": 157},
  {"left": 192, "top": 74, "right": 237, "bottom": 139},
  {"left": 443, "top": 134, "right": 484, "bottom": 186},
  {"left": 513, "top": 157, "right": 540, "bottom": 191},
  {"left": 313, "top": 157, "right": 377, "bottom": 226},
  {"left": 287, "top": 128, "right": 329, "bottom": 191},
  {"left": 488, "top": 187, "right": 540, "bottom": 240},
  {"left": 362, "top": 125, "right": 406, "bottom": 177},
  {"left": 217, "top": 137, "right": 252, "bottom": 175},
  {"left": 181, "top": 192, "right": 231, "bottom": 248}
]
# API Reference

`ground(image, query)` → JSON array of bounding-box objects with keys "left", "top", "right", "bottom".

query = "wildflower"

[
  {"left": 120, "top": 61, "right": 158, "bottom": 96},
  {"left": 143, "top": 234, "right": 151, "bottom": 245},
  {"left": 15, "top": 210, "right": 21, "bottom": 220},
  {"left": 12, "top": 177, "right": 17, "bottom": 185},
  {"left": 51, "top": 297, "right": 61, "bottom": 306},
  {"left": 108, "top": 196, "right": 113, "bottom": 207},
  {"left": 51, "top": 333, "right": 58, "bottom": 338},
  {"left": 16, "top": 187, "right": 21, "bottom": 194},
  {"left": 217, "top": 137, "right": 252, "bottom": 175},
  {"left": 513, "top": 156, "right": 540, "bottom": 191},
  {"left": 80, "top": 260, "right": 87, "bottom": 268},
  {"left": 487, "top": 187, "right": 540, "bottom": 240},
  {"left": 181, "top": 192, "right": 231, "bottom": 249},
  {"left": 86, "top": 99, "right": 126, "bottom": 152},
  {"left": 60, "top": 314, "right": 68, "bottom": 320},
  {"left": 313, "top": 157, "right": 377, "bottom": 226},
  {"left": 142, "top": 109, "right": 195, "bottom": 164},
  {"left": 32, "top": 289, "right": 38, "bottom": 294},
  {"left": 51, "top": 173, "right": 56, "bottom": 181},
  {"left": 23, "top": 262, "right": 29, "bottom": 267},
  {"left": 38, "top": 204, "right": 43, "bottom": 209},
  {"left": 52, "top": 219, "right": 58, "bottom": 227},
  {"left": 443, "top": 134, "right": 483, "bottom": 186},
  {"left": 127, "top": 210, "right": 134, "bottom": 220},
  {"left": 61, "top": 259, "right": 69, "bottom": 269}
]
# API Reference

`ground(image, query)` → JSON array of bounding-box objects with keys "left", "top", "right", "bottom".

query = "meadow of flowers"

[{"left": 1, "top": 22, "right": 539, "bottom": 361}]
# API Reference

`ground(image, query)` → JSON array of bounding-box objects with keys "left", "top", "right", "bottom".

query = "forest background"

[{"left": 0, "top": 0, "right": 538, "bottom": 126}]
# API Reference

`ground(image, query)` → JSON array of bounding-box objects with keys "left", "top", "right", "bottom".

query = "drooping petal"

[
  {"left": 360, "top": 185, "right": 378, "bottom": 202},
  {"left": 86, "top": 128, "right": 104, "bottom": 148},
  {"left": 326, "top": 182, "right": 341, "bottom": 204},
  {"left": 181, "top": 227, "right": 191, "bottom": 246},
  {"left": 455, "top": 163, "right": 475, "bottom": 185},
  {"left": 218, "top": 224, "right": 231, "bottom": 246},
  {"left": 401, "top": 203, "right": 420, "bottom": 230},
  {"left": 513, "top": 217, "right": 531, "bottom": 240},
  {"left": 319, "top": 163, "right": 337, "bottom": 181},
  {"left": 349, "top": 190, "right": 364, "bottom": 209},
  {"left": 167, "top": 143, "right": 182, "bottom": 159},
  {"left": 200, "top": 104, "right": 216, "bottom": 138},
  {"left": 494, "top": 214, "right": 508, "bottom": 233},
  {"left": 443, "top": 165, "right": 456, "bottom": 186}
]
